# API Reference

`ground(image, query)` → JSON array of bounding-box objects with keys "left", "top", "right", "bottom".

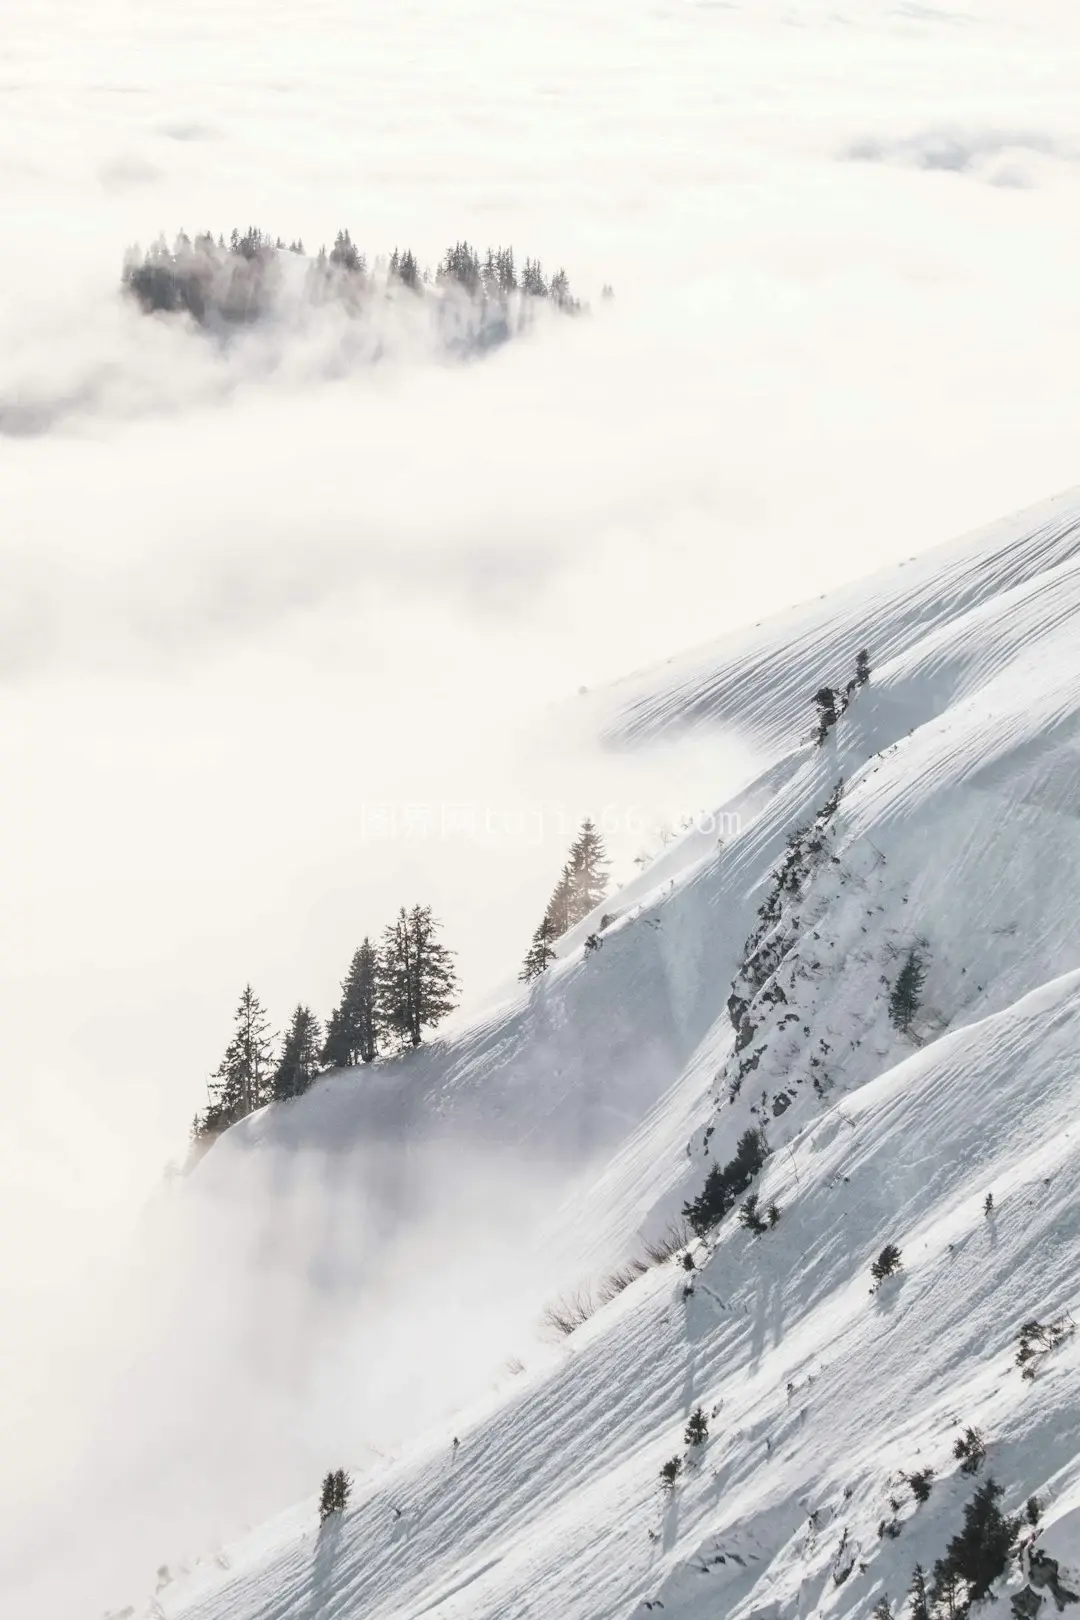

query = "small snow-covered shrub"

[
  {"left": 953, "top": 1425, "right": 986, "bottom": 1476},
  {"left": 1015, "top": 1314, "right": 1074, "bottom": 1380},
  {"left": 738, "top": 1194, "right": 769, "bottom": 1236},
  {"left": 541, "top": 1286, "right": 596, "bottom": 1338},
  {"left": 597, "top": 1258, "right": 649, "bottom": 1304},
  {"left": 642, "top": 1220, "right": 691, "bottom": 1266}
]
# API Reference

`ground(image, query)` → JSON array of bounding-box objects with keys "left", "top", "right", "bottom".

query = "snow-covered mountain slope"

[{"left": 147, "top": 487, "right": 1080, "bottom": 1620}]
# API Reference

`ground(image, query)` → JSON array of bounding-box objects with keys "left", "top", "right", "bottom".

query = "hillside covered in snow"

[{"left": 112, "top": 489, "right": 1080, "bottom": 1620}]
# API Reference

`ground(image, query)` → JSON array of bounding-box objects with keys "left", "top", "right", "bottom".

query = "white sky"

[{"left": 3, "top": 0, "right": 1080, "bottom": 1607}]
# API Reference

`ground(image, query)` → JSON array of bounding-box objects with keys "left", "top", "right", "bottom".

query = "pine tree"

[
  {"left": 206, "top": 985, "right": 275, "bottom": 1126},
  {"left": 544, "top": 863, "right": 574, "bottom": 936},
  {"left": 377, "top": 906, "right": 459, "bottom": 1048},
  {"left": 936, "top": 1477, "right": 1018, "bottom": 1608},
  {"left": 929, "top": 1561, "right": 965, "bottom": 1620},
  {"left": 321, "top": 939, "right": 379, "bottom": 1068},
  {"left": 738, "top": 1194, "right": 769, "bottom": 1236},
  {"left": 684, "top": 1407, "right": 708, "bottom": 1447},
  {"left": 272, "top": 1005, "right": 322, "bottom": 1101},
  {"left": 496, "top": 246, "right": 516, "bottom": 293},
  {"left": 889, "top": 950, "right": 926, "bottom": 1034},
  {"left": 318, "top": 1466, "right": 352, "bottom": 1524},
  {"left": 520, "top": 914, "right": 558, "bottom": 982},
  {"left": 520, "top": 257, "right": 548, "bottom": 297},
  {"left": 329, "top": 229, "right": 363, "bottom": 273},
  {"left": 535, "top": 819, "right": 609, "bottom": 943},
  {"left": 438, "top": 241, "right": 481, "bottom": 296},
  {"left": 389, "top": 247, "right": 419, "bottom": 289},
  {"left": 908, "top": 1564, "right": 931, "bottom": 1620},
  {"left": 855, "top": 648, "right": 871, "bottom": 687},
  {"left": 870, "top": 1243, "right": 903, "bottom": 1283},
  {"left": 813, "top": 686, "right": 840, "bottom": 745},
  {"left": 565, "top": 818, "right": 609, "bottom": 925}
]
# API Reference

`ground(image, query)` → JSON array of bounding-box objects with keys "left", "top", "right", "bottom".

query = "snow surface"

[{"left": 123, "top": 488, "right": 1080, "bottom": 1620}]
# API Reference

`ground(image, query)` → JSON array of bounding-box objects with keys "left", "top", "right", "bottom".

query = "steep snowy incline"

[
  {"left": 133, "top": 484, "right": 1080, "bottom": 1620},
  {"left": 600, "top": 484, "right": 1080, "bottom": 755},
  {"left": 163, "top": 980, "right": 1080, "bottom": 1620}
]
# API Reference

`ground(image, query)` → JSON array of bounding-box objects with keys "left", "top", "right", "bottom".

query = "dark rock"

[{"left": 1030, "top": 1549, "right": 1080, "bottom": 1610}]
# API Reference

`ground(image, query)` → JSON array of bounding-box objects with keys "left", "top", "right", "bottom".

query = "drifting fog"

[{"left": 5, "top": 0, "right": 1080, "bottom": 1612}]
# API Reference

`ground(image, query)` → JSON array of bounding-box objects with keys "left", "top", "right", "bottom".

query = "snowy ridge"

[
  {"left": 152, "top": 486, "right": 1080, "bottom": 1620},
  {"left": 601, "top": 487, "right": 1080, "bottom": 753}
]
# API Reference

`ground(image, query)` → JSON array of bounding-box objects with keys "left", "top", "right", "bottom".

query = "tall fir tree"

[
  {"left": 889, "top": 949, "right": 927, "bottom": 1034},
  {"left": 536, "top": 819, "right": 610, "bottom": 945},
  {"left": 272, "top": 1005, "right": 322, "bottom": 1101},
  {"left": 205, "top": 984, "right": 275, "bottom": 1127},
  {"left": 935, "top": 1477, "right": 1018, "bottom": 1607},
  {"left": 565, "top": 817, "right": 609, "bottom": 923},
  {"left": 376, "top": 905, "right": 459, "bottom": 1048},
  {"left": 544, "top": 863, "right": 574, "bottom": 936},
  {"left": 908, "top": 1565, "right": 931, "bottom": 1620},
  {"left": 321, "top": 939, "right": 379, "bottom": 1068},
  {"left": 520, "top": 914, "right": 558, "bottom": 982}
]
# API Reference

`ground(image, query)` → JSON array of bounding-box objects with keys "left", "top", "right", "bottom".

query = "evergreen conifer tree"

[
  {"left": 389, "top": 247, "right": 419, "bottom": 289},
  {"left": 329, "top": 229, "right": 363, "bottom": 273},
  {"left": 908, "top": 1564, "right": 931, "bottom": 1620},
  {"left": 319, "top": 1004, "right": 349, "bottom": 1071},
  {"left": 272, "top": 1005, "right": 322, "bottom": 1101},
  {"left": 813, "top": 686, "right": 840, "bottom": 745},
  {"left": 520, "top": 258, "right": 548, "bottom": 297},
  {"left": 205, "top": 985, "right": 275, "bottom": 1127},
  {"left": 870, "top": 1243, "right": 903, "bottom": 1283},
  {"left": 565, "top": 817, "right": 609, "bottom": 924},
  {"left": 684, "top": 1407, "right": 708, "bottom": 1446},
  {"left": 929, "top": 1561, "right": 966, "bottom": 1620},
  {"left": 318, "top": 1466, "right": 352, "bottom": 1523},
  {"left": 321, "top": 939, "right": 380, "bottom": 1067},
  {"left": 376, "top": 906, "right": 459, "bottom": 1048},
  {"left": 544, "top": 863, "right": 574, "bottom": 936},
  {"left": 889, "top": 950, "right": 926, "bottom": 1034},
  {"left": 933, "top": 1477, "right": 1017, "bottom": 1610},
  {"left": 520, "top": 914, "right": 559, "bottom": 982}
]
